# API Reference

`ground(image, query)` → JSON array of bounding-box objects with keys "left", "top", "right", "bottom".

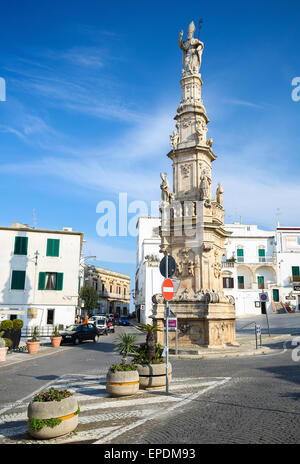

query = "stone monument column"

[{"left": 153, "top": 21, "right": 237, "bottom": 349}]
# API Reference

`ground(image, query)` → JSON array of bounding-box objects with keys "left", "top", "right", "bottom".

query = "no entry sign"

[{"left": 162, "top": 278, "right": 175, "bottom": 301}]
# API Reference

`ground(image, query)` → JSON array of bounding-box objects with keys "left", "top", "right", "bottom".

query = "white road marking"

[{"left": 0, "top": 375, "right": 231, "bottom": 444}]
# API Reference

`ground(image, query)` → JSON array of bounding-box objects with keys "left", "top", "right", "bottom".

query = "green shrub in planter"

[
  {"left": 13, "top": 319, "right": 23, "bottom": 330},
  {"left": 28, "top": 388, "right": 79, "bottom": 439},
  {"left": 1, "top": 319, "right": 23, "bottom": 349}
]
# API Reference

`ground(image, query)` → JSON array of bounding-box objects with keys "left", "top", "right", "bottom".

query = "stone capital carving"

[{"left": 180, "top": 163, "right": 191, "bottom": 178}]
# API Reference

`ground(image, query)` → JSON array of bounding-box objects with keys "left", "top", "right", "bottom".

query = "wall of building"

[
  {"left": 84, "top": 265, "right": 131, "bottom": 316},
  {"left": 135, "top": 217, "right": 164, "bottom": 324},
  {"left": 135, "top": 220, "right": 300, "bottom": 320}
]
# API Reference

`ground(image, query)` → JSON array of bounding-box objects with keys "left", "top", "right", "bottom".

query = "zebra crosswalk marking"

[{"left": 0, "top": 376, "right": 231, "bottom": 444}]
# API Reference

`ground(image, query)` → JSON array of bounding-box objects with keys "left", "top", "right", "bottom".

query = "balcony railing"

[
  {"left": 98, "top": 291, "right": 130, "bottom": 300},
  {"left": 290, "top": 275, "right": 300, "bottom": 283},
  {"left": 222, "top": 258, "right": 274, "bottom": 267},
  {"left": 222, "top": 261, "right": 235, "bottom": 268}
]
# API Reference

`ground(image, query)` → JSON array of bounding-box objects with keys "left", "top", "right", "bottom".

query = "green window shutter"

[
  {"left": 257, "top": 276, "right": 264, "bottom": 284},
  {"left": 292, "top": 266, "right": 300, "bottom": 276},
  {"left": 38, "top": 272, "right": 46, "bottom": 290},
  {"left": 238, "top": 276, "right": 244, "bottom": 284},
  {"left": 237, "top": 249, "right": 244, "bottom": 257},
  {"left": 56, "top": 273, "right": 64, "bottom": 290},
  {"left": 53, "top": 239, "right": 60, "bottom": 257},
  {"left": 258, "top": 249, "right": 265, "bottom": 257},
  {"left": 273, "top": 289, "right": 279, "bottom": 302},
  {"left": 47, "top": 239, "right": 60, "bottom": 257},
  {"left": 14, "top": 237, "right": 28, "bottom": 255},
  {"left": 11, "top": 270, "right": 26, "bottom": 290}
]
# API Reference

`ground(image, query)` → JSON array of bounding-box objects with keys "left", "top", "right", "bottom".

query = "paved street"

[{"left": 0, "top": 315, "right": 299, "bottom": 444}]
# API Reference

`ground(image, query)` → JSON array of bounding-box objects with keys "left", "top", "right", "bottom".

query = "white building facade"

[
  {"left": 221, "top": 223, "right": 277, "bottom": 316},
  {"left": 0, "top": 223, "right": 83, "bottom": 328},
  {"left": 135, "top": 217, "right": 164, "bottom": 324},
  {"left": 276, "top": 227, "right": 300, "bottom": 311}
]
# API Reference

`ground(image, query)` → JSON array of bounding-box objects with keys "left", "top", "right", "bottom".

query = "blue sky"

[{"left": 0, "top": 0, "right": 300, "bottom": 293}]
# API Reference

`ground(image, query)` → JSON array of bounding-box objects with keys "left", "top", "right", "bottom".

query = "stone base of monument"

[{"left": 152, "top": 299, "right": 237, "bottom": 349}]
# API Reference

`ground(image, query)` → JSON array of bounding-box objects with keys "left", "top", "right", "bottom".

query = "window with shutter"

[
  {"left": 292, "top": 266, "right": 300, "bottom": 276},
  {"left": 258, "top": 248, "right": 266, "bottom": 262},
  {"left": 38, "top": 272, "right": 46, "bottom": 290},
  {"left": 56, "top": 273, "right": 64, "bottom": 291},
  {"left": 46, "top": 239, "right": 60, "bottom": 257},
  {"left": 238, "top": 276, "right": 244, "bottom": 289},
  {"left": 14, "top": 237, "right": 28, "bottom": 255},
  {"left": 257, "top": 276, "right": 264, "bottom": 289},
  {"left": 38, "top": 272, "right": 63, "bottom": 290},
  {"left": 11, "top": 270, "right": 26, "bottom": 290},
  {"left": 223, "top": 277, "right": 234, "bottom": 289}
]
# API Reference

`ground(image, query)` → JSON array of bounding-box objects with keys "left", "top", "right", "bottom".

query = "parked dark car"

[
  {"left": 118, "top": 317, "right": 130, "bottom": 326},
  {"left": 60, "top": 323, "right": 100, "bottom": 345}
]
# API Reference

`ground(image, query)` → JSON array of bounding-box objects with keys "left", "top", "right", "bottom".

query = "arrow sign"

[{"left": 162, "top": 278, "right": 175, "bottom": 301}]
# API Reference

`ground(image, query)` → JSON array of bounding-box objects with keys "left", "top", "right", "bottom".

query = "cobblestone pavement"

[
  {"left": 0, "top": 330, "right": 299, "bottom": 444},
  {"left": 0, "top": 374, "right": 231, "bottom": 444},
  {"left": 112, "top": 343, "right": 300, "bottom": 444}
]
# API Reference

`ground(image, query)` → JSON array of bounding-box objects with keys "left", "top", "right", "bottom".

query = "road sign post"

[
  {"left": 259, "top": 292, "right": 271, "bottom": 337},
  {"left": 166, "top": 255, "right": 169, "bottom": 395},
  {"left": 160, "top": 254, "right": 177, "bottom": 395}
]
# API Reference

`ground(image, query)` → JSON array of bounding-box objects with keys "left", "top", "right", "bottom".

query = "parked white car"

[{"left": 88, "top": 316, "right": 115, "bottom": 335}]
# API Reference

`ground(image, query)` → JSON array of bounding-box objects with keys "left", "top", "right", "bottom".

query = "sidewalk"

[{"left": 0, "top": 339, "right": 73, "bottom": 368}]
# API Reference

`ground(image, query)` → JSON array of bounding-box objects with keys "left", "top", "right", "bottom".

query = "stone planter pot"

[
  {"left": 106, "top": 369, "right": 139, "bottom": 397},
  {"left": 28, "top": 395, "right": 79, "bottom": 439},
  {"left": 0, "top": 347, "right": 8, "bottom": 362},
  {"left": 50, "top": 336, "right": 62, "bottom": 348},
  {"left": 26, "top": 341, "right": 40, "bottom": 354},
  {"left": 137, "top": 362, "right": 172, "bottom": 389}
]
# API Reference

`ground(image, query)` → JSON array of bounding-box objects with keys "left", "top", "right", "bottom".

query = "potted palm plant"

[
  {"left": 26, "top": 326, "right": 40, "bottom": 354},
  {"left": 27, "top": 387, "right": 80, "bottom": 439},
  {"left": 106, "top": 333, "right": 139, "bottom": 397},
  {"left": 50, "top": 325, "right": 62, "bottom": 348},
  {"left": 135, "top": 323, "right": 172, "bottom": 389}
]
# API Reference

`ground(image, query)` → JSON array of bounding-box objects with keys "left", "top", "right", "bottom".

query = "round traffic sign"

[
  {"left": 159, "top": 255, "right": 177, "bottom": 278},
  {"left": 162, "top": 278, "right": 175, "bottom": 301},
  {"left": 260, "top": 293, "right": 268, "bottom": 302}
]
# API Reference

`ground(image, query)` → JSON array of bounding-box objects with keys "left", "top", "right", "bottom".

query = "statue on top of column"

[{"left": 179, "top": 21, "right": 204, "bottom": 76}]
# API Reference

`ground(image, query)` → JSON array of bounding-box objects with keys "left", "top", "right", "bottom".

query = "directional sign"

[
  {"left": 162, "top": 278, "right": 175, "bottom": 301},
  {"left": 164, "top": 317, "right": 177, "bottom": 332},
  {"left": 159, "top": 256, "right": 177, "bottom": 278}
]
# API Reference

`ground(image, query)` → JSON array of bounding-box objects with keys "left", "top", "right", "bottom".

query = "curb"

[
  {"left": 171, "top": 347, "right": 272, "bottom": 359},
  {"left": 0, "top": 345, "right": 73, "bottom": 368}
]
